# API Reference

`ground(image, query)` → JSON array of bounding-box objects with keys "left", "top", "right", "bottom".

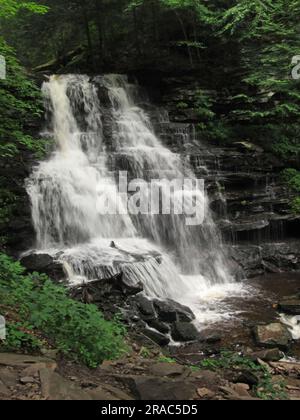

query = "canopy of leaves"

[{"left": 0, "top": 0, "right": 48, "bottom": 18}]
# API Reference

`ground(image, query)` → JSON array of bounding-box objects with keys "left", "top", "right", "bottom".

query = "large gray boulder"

[{"left": 253, "top": 323, "right": 292, "bottom": 350}]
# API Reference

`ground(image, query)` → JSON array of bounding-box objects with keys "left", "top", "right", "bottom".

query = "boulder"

[
  {"left": 132, "top": 295, "right": 156, "bottom": 320},
  {"left": 142, "top": 328, "right": 170, "bottom": 347},
  {"left": 20, "top": 253, "right": 66, "bottom": 282},
  {"left": 171, "top": 322, "right": 199, "bottom": 342},
  {"left": 250, "top": 348, "right": 284, "bottom": 362},
  {"left": 153, "top": 299, "right": 195, "bottom": 323},
  {"left": 253, "top": 323, "right": 292, "bottom": 350}
]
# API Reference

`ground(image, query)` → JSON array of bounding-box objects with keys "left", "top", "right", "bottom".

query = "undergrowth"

[{"left": 0, "top": 253, "right": 127, "bottom": 368}]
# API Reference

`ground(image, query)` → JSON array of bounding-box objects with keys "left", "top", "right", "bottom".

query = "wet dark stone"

[
  {"left": 171, "top": 322, "right": 199, "bottom": 342},
  {"left": 20, "top": 253, "right": 66, "bottom": 282},
  {"left": 132, "top": 295, "right": 156, "bottom": 320},
  {"left": 279, "top": 300, "right": 300, "bottom": 315},
  {"left": 71, "top": 273, "right": 143, "bottom": 304},
  {"left": 142, "top": 328, "right": 170, "bottom": 347},
  {"left": 147, "top": 319, "right": 170, "bottom": 335},
  {"left": 153, "top": 299, "right": 195, "bottom": 323}
]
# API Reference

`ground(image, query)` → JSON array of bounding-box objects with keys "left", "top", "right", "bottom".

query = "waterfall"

[{"left": 26, "top": 74, "right": 235, "bottom": 320}]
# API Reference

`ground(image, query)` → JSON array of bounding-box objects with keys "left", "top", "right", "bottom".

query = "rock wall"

[{"left": 145, "top": 77, "right": 300, "bottom": 278}]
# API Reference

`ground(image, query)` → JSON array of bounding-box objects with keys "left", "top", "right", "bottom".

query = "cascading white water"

[{"left": 27, "top": 74, "right": 238, "bottom": 325}]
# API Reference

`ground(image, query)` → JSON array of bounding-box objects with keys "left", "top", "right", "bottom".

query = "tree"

[{"left": 0, "top": 0, "right": 48, "bottom": 18}]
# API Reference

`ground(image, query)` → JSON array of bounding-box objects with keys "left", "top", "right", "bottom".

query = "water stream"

[{"left": 26, "top": 74, "right": 245, "bottom": 326}]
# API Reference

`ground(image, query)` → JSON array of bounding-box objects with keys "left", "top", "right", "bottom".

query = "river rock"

[
  {"left": 250, "top": 348, "right": 284, "bottom": 362},
  {"left": 279, "top": 300, "right": 300, "bottom": 315},
  {"left": 20, "top": 253, "right": 66, "bottom": 282},
  {"left": 153, "top": 299, "right": 195, "bottom": 323},
  {"left": 171, "top": 322, "right": 199, "bottom": 342},
  {"left": 253, "top": 323, "right": 292, "bottom": 350}
]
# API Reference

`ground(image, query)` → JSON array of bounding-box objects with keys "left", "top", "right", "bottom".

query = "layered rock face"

[{"left": 147, "top": 78, "right": 300, "bottom": 278}]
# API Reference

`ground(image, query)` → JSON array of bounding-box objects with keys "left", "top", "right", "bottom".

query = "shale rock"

[
  {"left": 39, "top": 369, "right": 92, "bottom": 400},
  {"left": 71, "top": 273, "right": 144, "bottom": 305}
]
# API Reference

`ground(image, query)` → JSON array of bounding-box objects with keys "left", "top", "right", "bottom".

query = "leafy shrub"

[
  {"left": 198, "top": 351, "right": 287, "bottom": 400},
  {"left": 281, "top": 169, "right": 300, "bottom": 214},
  {"left": 291, "top": 197, "right": 300, "bottom": 214},
  {"left": 0, "top": 254, "right": 127, "bottom": 368},
  {"left": 2, "top": 323, "right": 42, "bottom": 352},
  {"left": 281, "top": 169, "right": 300, "bottom": 193}
]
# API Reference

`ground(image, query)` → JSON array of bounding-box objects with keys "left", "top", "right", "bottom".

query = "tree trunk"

[
  {"left": 174, "top": 10, "right": 194, "bottom": 68},
  {"left": 81, "top": 4, "right": 94, "bottom": 70}
]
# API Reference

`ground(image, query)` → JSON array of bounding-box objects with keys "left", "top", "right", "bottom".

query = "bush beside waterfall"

[{"left": 0, "top": 254, "right": 127, "bottom": 368}]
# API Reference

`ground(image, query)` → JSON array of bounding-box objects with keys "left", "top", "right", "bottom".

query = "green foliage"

[
  {"left": 281, "top": 169, "right": 300, "bottom": 214},
  {"left": 0, "top": 37, "right": 44, "bottom": 159},
  {"left": 291, "top": 197, "right": 300, "bottom": 214},
  {"left": 157, "top": 355, "right": 176, "bottom": 363},
  {"left": 0, "top": 0, "right": 48, "bottom": 19},
  {"left": 176, "top": 101, "right": 188, "bottom": 110},
  {"left": 281, "top": 169, "right": 300, "bottom": 192},
  {"left": 2, "top": 323, "right": 42, "bottom": 352},
  {"left": 0, "top": 37, "right": 47, "bottom": 245},
  {"left": 0, "top": 254, "right": 127, "bottom": 368},
  {"left": 194, "top": 90, "right": 215, "bottom": 120},
  {"left": 198, "top": 351, "right": 287, "bottom": 400}
]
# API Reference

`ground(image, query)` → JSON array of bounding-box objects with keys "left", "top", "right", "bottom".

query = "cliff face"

[
  {"left": 143, "top": 75, "right": 300, "bottom": 277},
  {"left": 0, "top": 145, "right": 36, "bottom": 256}
]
